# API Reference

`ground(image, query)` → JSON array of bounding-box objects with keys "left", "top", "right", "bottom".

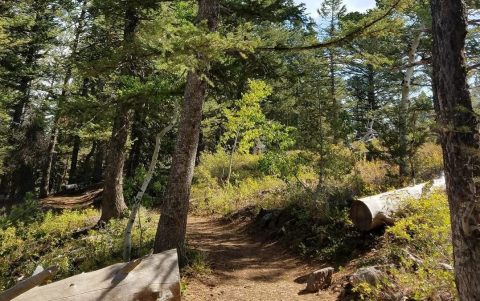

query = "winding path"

[{"left": 184, "top": 216, "right": 341, "bottom": 301}]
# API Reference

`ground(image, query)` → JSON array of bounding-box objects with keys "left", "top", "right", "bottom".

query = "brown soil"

[{"left": 184, "top": 216, "right": 346, "bottom": 301}]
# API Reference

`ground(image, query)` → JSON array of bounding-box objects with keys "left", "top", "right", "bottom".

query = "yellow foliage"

[
  {"left": 413, "top": 142, "right": 443, "bottom": 181},
  {"left": 191, "top": 151, "right": 292, "bottom": 214},
  {"left": 354, "top": 159, "right": 396, "bottom": 195},
  {"left": 381, "top": 192, "right": 455, "bottom": 300}
]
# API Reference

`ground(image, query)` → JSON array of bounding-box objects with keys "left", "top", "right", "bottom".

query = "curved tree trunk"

[
  {"left": 100, "top": 104, "right": 130, "bottom": 221},
  {"left": 123, "top": 120, "right": 175, "bottom": 261},
  {"left": 154, "top": 0, "right": 218, "bottom": 265},
  {"left": 430, "top": 0, "right": 480, "bottom": 299},
  {"left": 100, "top": 1, "right": 139, "bottom": 222}
]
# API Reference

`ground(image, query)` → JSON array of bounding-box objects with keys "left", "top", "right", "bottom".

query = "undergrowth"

[
  {"left": 353, "top": 191, "right": 456, "bottom": 300},
  {"left": 0, "top": 203, "right": 157, "bottom": 291}
]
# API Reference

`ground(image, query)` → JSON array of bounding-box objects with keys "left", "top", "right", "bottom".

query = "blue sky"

[{"left": 295, "top": 0, "right": 376, "bottom": 17}]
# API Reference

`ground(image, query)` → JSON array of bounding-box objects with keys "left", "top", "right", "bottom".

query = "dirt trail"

[{"left": 184, "top": 216, "right": 341, "bottom": 301}]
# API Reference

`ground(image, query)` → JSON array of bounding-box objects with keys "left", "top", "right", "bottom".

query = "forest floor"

[
  {"left": 184, "top": 216, "right": 347, "bottom": 301},
  {"left": 34, "top": 189, "right": 353, "bottom": 300}
]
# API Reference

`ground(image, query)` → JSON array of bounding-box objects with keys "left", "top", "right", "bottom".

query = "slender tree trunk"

[
  {"left": 40, "top": 122, "right": 59, "bottom": 197},
  {"left": 398, "top": 29, "right": 423, "bottom": 178},
  {"left": 367, "top": 64, "right": 376, "bottom": 110},
  {"left": 154, "top": 0, "right": 218, "bottom": 265},
  {"left": 226, "top": 131, "right": 239, "bottom": 185},
  {"left": 315, "top": 87, "right": 326, "bottom": 197},
  {"left": 93, "top": 141, "right": 105, "bottom": 183},
  {"left": 100, "top": 2, "right": 139, "bottom": 222},
  {"left": 126, "top": 110, "right": 144, "bottom": 178},
  {"left": 430, "top": 0, "right": 480, "bottom": 299},
  {"left": 40, "top": 0, "right": 87, "bottom": 197},
  {"left": 123, "top": 120, "right": 175, "bottom": 261},
  {"left": 68, "top": 135, "right": 81, "bottom": 184},
  {"left": 11, "top": 78, "right": 31, "bottom": 127}
]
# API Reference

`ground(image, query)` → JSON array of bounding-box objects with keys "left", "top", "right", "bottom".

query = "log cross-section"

[
  {"left": 350, "top": 177, "right": 445, "bottom": 231},
  {"left": 7, "top": 249, "right": 181, "bottom": 301}
]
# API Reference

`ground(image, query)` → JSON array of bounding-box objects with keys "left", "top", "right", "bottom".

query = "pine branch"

[{"left": 257, "top": 0, "right": 402, "bottom": 52}]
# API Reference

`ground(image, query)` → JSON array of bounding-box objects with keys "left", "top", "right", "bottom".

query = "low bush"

[
  {"left": 0, "top": 204, "right": 157, "bottom": 291},
  {"left": 191, "top": 151, "right": 316, "bottom": 214},
  {"left": 354, "top": 159, "right": 397, "bottom": 196},
  {"left": 352, "top": 191, "right": 456, "bottom": 300},
  {"left": 413, "top": 142, "right": 444, "bottom": 181}
]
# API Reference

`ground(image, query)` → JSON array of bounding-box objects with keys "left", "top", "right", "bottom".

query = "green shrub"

[
  {"left": 413, "top": 142, "right": 443, "bottom": 181},
  {"left": 0, "top": 205, "right": 157, "bottom": 291},
  {"left": 354, "top": 159, "right": 397, "bottom": 195},
  {"left": 191, "top": 151, "right": 288, "bottom": 214},
  {"left": 354, "top": 191, "right": 456, "bottom": 300}
]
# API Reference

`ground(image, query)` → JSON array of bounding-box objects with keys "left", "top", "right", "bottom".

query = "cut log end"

[
  {"left": 350, "top": 176, "right": 445, "bottom": 231},
  {"left": 350, "top": 200, "right": 373, "bottom": 231}
]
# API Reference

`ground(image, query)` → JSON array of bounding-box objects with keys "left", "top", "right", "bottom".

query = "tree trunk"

[
  {"left": 11, "top": 77, "right": 31, "bottom": 127},
  {"left": 154, "top": 0, "right": 218, "bottom": 265},
  {"left": 40, "top": 122, "right": 59, "bottom": 197},
  {"left": 100, "top": 104, "right": 130, "bottom": 221},
  {"left": 430, "top": 0, "right": 480, "bottom": 299},
  {"left": 40, "top": 1, "right": 87, "bottom": 197},
  {"left": 398, "top": 28, "right": 423, "bottom": 178},
  {"left": 226, "top": 131, "right": 239, "bottom": 185},
  {"left": 367, "top": 64, "right": 376, "bottom": 111},
  {"left": 126, "top": 110, "right": 144, "bottom": 178},
  {"left": 68, "top": 135, "right": 81, "bottom": 184},
  {"left": 100, "top": 2, "right": 139, "bottom": 222},
  {"left": 93, "top": 142, "right": 105, "bottom": 183}
]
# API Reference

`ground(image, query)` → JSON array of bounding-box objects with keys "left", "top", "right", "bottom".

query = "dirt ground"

[{"left": 184, "top": 216, "right": 344, "bottom": 301}]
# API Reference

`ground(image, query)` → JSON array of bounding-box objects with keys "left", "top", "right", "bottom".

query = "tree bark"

[
  {"left": 93, "top": 141, "right": 105, "bottom": 183},
  {"left": 40, "top": 122, "right": 58, "bottom": 197},
  {"left": 126, "top": 110, "right": 144, "bottom": 178},
  {"left": 100, "top": 2, "right": 139, "bottom": 222},
  {"left": 68, "top": 135, "right": 81, "bottom": 184},
  {"left": 398, "top": 28, "right": 423, "bottom": 177},
  {"left": 351, "top": 177, "right": 445, "bottom": 231},
  {"left": 367, "top": 64, "right": 376, "bottom": 111},
  {"left": 226, "top": 131, "right": 238, "bottom": 185},
  {"left": 154, "top": 0, "right": 218, "bottom": 265},
  {"left": 430, "top": 0, "right": 480, "bottom": 299},
  {"left": 100, "top": 104, "right": 130, "bottom": 221}
]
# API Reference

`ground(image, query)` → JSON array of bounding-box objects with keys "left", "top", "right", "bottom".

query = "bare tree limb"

[
  {"left": 123, "top": 117, "right": 177, "bottom": 261},
  {"left": 257, "top": 0, "right": 402, "bottom": 52}
]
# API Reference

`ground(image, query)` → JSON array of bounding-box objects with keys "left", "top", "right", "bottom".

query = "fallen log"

[
  {"left": 350, "top": 176, "right": 445, "bottom": 231},
  {"left": 6, "top": 249, "right": 180, "bottom": 301},
  {"left": 0, "top": 266, "right": 59, "bottom": 301}
]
